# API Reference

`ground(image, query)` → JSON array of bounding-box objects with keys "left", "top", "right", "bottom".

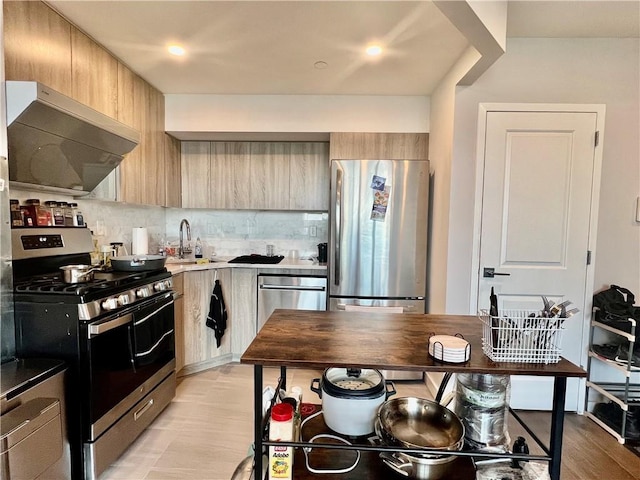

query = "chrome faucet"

[{"left": 179, "top": 219, "right": 192, "bottom": 258}]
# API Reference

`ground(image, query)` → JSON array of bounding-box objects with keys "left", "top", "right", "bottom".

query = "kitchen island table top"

[{"left": 240, "top": 309, "right": 586, "bottom": 377}]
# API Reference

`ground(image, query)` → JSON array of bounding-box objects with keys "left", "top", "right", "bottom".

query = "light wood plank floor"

[{"left": 100, "top": 363, "right": 640, "bottom": 480}]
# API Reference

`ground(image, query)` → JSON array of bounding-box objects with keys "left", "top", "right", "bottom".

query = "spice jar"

[
  {"left": 268, "top": 403, "right": 294, "bottom": 479},
  {"left": 46, "top": 201, "right": 65, "bottom": 226},
  {"left": 69, "top": 203, "right": 85, "bottom": 226},
  {"left": 61, "top": 202, "right": 74, "bottom": 226},
  {"left": 24, "top": 199, "right": 52, "bottom": 227},
  {"left": 10, "top": 200, "right": 23, "bottom": 227}
]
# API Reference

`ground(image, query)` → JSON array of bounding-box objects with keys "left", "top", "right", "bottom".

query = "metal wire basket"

[{"left": 479, "top": 309, "right": 566, "bottom": 364}]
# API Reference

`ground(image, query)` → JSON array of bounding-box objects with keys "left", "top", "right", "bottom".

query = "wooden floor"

[{"left": 101, "top": 363, "right": 640, "bottom": 480}]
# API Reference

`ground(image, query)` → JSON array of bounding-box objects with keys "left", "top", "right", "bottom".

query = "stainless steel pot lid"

[{"left": 322, "top": 368, "right": 385, "bottom": 398}]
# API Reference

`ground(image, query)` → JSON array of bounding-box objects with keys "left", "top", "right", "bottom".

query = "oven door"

[{"left": 83, "top": 292, "right": 175, "bottom": 440}]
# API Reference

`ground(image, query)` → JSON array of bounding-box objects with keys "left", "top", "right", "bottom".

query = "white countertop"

[{"left": 165, "top": 256, "right": 327, "bottom": 274}]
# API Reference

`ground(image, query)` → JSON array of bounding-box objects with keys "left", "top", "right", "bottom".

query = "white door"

[{"left": 477, "top": 107, "right": 603, "bottom": 411}]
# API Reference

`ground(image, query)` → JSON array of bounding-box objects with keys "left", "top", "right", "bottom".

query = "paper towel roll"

[{"left": 131, "top": 227, "right": 148, "bottom": 255}]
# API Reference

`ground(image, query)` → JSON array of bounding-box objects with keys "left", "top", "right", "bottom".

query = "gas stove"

[{"left": 12, "top": 227, "right": 172, "bottom": 319}]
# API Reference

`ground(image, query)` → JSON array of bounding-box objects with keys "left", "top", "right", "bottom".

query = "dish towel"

[{"left": 206, "top": 279, "right": 228, "bottom": 347}]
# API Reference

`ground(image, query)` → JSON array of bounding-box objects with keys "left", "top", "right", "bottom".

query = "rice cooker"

[{"left": 310, "top": 367, "right": 396, "bottom": 436}]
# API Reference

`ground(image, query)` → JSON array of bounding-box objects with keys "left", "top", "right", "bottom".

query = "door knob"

[{"left": 483, "top": 267, "right": 511, "bottom": 278}]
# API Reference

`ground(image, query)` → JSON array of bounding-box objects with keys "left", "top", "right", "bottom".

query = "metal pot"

[
  {"left": 379, "top": 451, "right": 456, "bottom": 480},
  {"left": 310, "top": 367, "right": 396, "bottom": 436},
  {"left": 376, "top": 397, "right": 465, "bottom": 453},
  {"left": 60, "top": 264, "right": 99, "bottom": 283},
  {"left": 110, "top": 255, "right": 166, "bottom": 272}
]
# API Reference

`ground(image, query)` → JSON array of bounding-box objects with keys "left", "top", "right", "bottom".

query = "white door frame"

[{"left": 469, "top": 103, "right": 605, "bottom": 412}]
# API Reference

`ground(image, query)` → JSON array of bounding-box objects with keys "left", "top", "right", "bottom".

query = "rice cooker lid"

[{"left": 322, "top": 368, "right": 385, "bottom": 398}]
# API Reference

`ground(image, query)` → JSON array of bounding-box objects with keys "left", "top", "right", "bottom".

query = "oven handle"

[
  {"left": 133, "top": 294, "right": 173, "bottom": 327},
  {"left": 135, "top": 330, "right": 175, "bottom": 358},
  {"left": 88, "top": 313, "right": 133, "bottom": 337}
]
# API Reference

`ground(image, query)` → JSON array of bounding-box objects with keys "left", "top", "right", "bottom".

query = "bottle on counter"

[
  {"left": 62, "top": 202, "right": 74, "bottom": 226},
  {"left": 195, "top": 237, "right": 203, "bottom": 258},
  {"left": 268, "top": 403, "right": 294, "bottom": 480}
]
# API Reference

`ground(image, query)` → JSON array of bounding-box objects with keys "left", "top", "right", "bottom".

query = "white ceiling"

[{"left": 47, "top": 0, "right": 640, "bottom": 96}]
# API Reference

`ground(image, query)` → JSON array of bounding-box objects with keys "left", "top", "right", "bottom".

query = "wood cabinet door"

[
  {"left": 210, "top": 142, "right": 251, "bottom": 209},
  {"left": 4, "top": 1, "right": 72, "bottom": 96},
  {"left": 164, "top": 134, "right": 182, "bottom": 208},
  {"left": 250, "top": 142, "right": 290, "bottom": 209},
  {"left": 172, "top": 273, "right": 185, "bottom": 374},
  {"left": 71, "top": 27, "right": 117, "bottom": 118},
  {"left": 117, "top": 65, "right": 146, "bottom": 204},
  {"left": 181, "top": 142, "right": 211, "bottom": 208},
  {"left": 230, "top": 268, "right": 258, "bottom": 355},
  {"left": 182, "top": 270, "right": 214, "bottom": 366},
  {"left": 144, "top": 86, "right": 165, "bottom": 206},
  {"left": 290, "top": 142, "right": 329, "bottom": 210}
]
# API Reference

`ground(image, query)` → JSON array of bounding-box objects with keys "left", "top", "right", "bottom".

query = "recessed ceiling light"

[
  {"left": 366, "top": 45, "right": 382, "bottom": 56},
  {"left": 314, "top": 61, "right": 328, "bottom": 70},
  {"left": 168, "top": 45, "right": 186, "bottom": 56}
]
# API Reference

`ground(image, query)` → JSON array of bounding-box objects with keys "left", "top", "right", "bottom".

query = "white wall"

[
  {"left": 165, "top": 95, "right": 430, "bottom": 139},
  {"left": 447, "top": 37, "right": 640, "bottom": 313}
]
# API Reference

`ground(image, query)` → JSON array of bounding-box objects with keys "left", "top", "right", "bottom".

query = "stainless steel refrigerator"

[{"left": 329, "top": 159, "right": 429, "bottom": 313}]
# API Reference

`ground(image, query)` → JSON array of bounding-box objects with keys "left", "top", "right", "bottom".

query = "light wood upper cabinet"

[
  {"left": 4, "top": 1, "right": 72, "bottom": 96},
  {"left": 165, "top": 134, "right": 182, "bottom": 208},
  {"left": 250, "top": 142, "right": 290, "bottom": 210},
  {"left": 144, "top": 86, "right": 166, "bottom": 206},
  {"left": 330, "top": 132, "right": 429, "bottom": 161},
  {"left": 290, "top": 142, "right": 329, "bottom": 211},
  {"left": 182, "top": 141, "right": 329, "bottom": 211},
  {"left": 210, "top": 142, "right": 251, "bottom": 209},
  {"left": 71, "top": 27, "right": 117, "bottom": 118},
  {"left": 181, "top": 142, "right": 211, "bottom": 208}
]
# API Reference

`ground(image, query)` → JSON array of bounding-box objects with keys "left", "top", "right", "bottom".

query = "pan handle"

[
  {"left": 385, "top": 380, "right": 397, "bottom": 399},
  {"left": 379, "top": 452, "right": 411, "bottom": 477}
]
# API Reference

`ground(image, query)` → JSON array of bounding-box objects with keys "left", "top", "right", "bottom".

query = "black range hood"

[{"left": 6, "top": 81, "right": 140, "bottom": 196}]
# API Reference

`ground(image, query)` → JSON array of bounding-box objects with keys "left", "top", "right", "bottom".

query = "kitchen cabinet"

[
  {"left": 181, "top": 141, "right": 329, "bottom": 210},
  {"left": 180, "top": 269, "right": 232, "bottom": 375},
  {"left": 230, "top": 269, "right": 258, "bottom": 358},
  {"left": 71, "top": 27, "right": 118, "bottom": 118},
  {"left": 4, "top": 1, "right": 72, "bottom": 97},
  {"left": 210, "top": 142, "right": 251, "bottom": 209},
  {"left": 4, "top": 1, "right": 178, "bottom": 208},
  {"left": 172, "top": 273, "right": 185, "bottom": 374},
  {"left": 181, "top": 142, "right": 211, "bottom": 208},
  {"left": 164, "top": 134, "right": 182, "bottom": 208},
  {"left": 290, "top": 142, "right": 329, "bottom": 211},
  {"left": 585, "top": 311, "right": 639, "bottom": 443},
  {"left": 241, "top": 311, "right": 587, "bottom": 480},
  {"left": 330, "top": 132, "right": 429, "bottom": 161}
]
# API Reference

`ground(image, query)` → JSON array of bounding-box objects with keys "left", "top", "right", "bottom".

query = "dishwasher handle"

[{"left": 259, "top": 284, "right": 326, "bottom": 292}]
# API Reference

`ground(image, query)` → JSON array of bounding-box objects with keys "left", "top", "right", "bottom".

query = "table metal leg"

[
  {"left": 254, "top": 365, "right": 263, "bottom": 480},
  {"left": 549, "top": 376, "right": 567, "bottom": 480}
]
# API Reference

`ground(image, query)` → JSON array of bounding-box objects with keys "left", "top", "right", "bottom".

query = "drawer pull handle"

[{"left": 134, "top": 399, "right": 154, "bottom": 421}]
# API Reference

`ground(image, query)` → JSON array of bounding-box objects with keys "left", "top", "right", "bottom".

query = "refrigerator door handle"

[
  {"left": 336, "top": 304, "right": 416, "bottom": 313},
  {"left": 334, "top": 166, "right": 343, "bottom": 286}
]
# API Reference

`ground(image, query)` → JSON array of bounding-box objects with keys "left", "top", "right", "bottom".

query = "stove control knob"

[
  {"left": 136, "top": 287, "right": 151, "bottom": 298},
  {"left": 118, "top": 294, "right": 131, "bottom": 306},
  {"left": 102, "top": 297, "right": 119, "bottom": 311},
  {"left": 154, "top": 280, "right": 172, "bottom": 292}
]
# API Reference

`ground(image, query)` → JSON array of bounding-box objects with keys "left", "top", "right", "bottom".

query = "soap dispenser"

[{"left": 195, "top": 237, "right": 203, "bottom": 258}]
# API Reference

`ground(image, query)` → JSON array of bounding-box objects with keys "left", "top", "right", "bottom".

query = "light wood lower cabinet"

[
  {"left": 230, "top": 269, "right": 258, "bottom": 357},
  {"left": 172, "top": 273, "right": 185, "bottom": 373},
  {"left": 180, "top": 269, "right": 233, "bottom": 375}
]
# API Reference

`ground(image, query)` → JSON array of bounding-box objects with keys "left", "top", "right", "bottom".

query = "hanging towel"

[{"left": 206, "top": 279, "right": 228, "bottom": 347}]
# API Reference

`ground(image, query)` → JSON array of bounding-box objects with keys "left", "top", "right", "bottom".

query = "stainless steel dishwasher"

[{"left": 257, "top": 274, "right": 327, "bottom": 331}]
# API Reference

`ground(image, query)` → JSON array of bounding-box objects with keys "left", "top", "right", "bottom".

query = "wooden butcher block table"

[{"left": 241, "top": 310, "right": 586, "bottom": 480}]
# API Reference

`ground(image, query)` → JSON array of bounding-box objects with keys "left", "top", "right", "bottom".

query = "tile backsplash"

[{"left": 10, "top": 189, "right": 328, "bottom": 259}]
